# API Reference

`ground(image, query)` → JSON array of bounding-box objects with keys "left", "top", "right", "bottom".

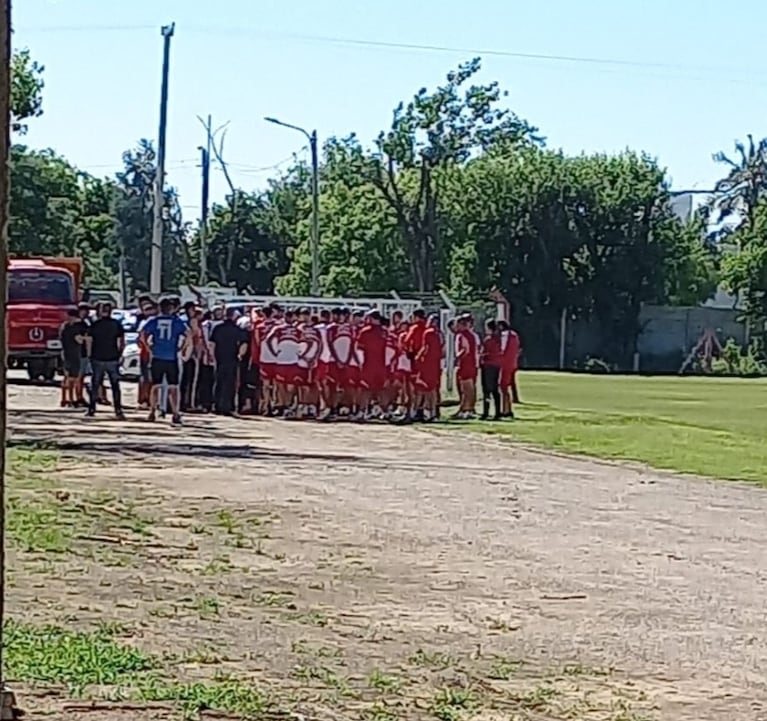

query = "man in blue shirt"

[{"left": 141, "top": 297, "right": 189, "bottom": 425}]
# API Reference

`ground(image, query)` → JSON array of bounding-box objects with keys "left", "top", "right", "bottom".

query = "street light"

[{"left": 264, "top": 116, "right": 320, "bottom": 296}]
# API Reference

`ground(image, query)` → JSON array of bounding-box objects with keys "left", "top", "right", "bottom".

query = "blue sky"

[{"left": 14, "top": 0, "right": 767, "bottom": 223}]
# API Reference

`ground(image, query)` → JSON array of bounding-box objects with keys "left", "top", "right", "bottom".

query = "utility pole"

[
  {"left": 0, "top": 0, "right": 11, "bottom": 713},
  {"left": 198, "top": 142, "right": 210, "bottom": 284},
  {"left": 264, "top": 117, "right": 321, "bottom": 295},
  {"left": 309, "top": 130, "right": 319, "bottom": 297},
  {"left": 150, "top": 22, "right": 175, "bottom": 296}
]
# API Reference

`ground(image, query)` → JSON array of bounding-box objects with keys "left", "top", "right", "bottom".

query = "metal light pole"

[{"left": 264, "top": 117, "right": 320, "bottom": 296}]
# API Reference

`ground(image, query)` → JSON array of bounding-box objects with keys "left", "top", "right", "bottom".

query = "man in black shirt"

[
  {"left": 59, "top": 309, "right": 87, "bottom": 407},
  {"left": 210, "top": 307, "right": 248, "bottom": 416},
  {"left": 85, "top": 302, "right": 126, "bottom": 420}
]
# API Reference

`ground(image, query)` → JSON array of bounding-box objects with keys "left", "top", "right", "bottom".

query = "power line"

[{"left": 15, "top": 23, "right": 765, "bottom": 79}]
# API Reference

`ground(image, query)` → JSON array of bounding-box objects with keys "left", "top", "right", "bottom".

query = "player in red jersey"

[
  {"left": 404, "top": 309, "right": 427, "bottom": 420},
  {"left": 356, "top": 310, "right": 388, "bottom": 419},
  {"left": 266, "top": 308, "right": 301, "bottom": 416},
  {"left": 314, "top": 309, "right": 335, "bottom": 420},
  {"left": 454, "top": 313, "right": 479, "bottom": 419},
  {"left": 327, "top": 308, "right": 354, "bottom": 416},
  {"left": 256, "top": 304, "right": 280, "bottom": 415},
  {"left": 348, "top": 310, "right": 365, "bottom": 418},
  {"left": 415, "top": 314, "right": 443, "bottom": 421},
  {"left": 296, "top": 308, "right": 321, "bottom": 418},
  {"left": 382, "top": 316, "right": 400, "bottom": 416},
  {"left": 498, "top": 319, "right": 520, "bottom": 418},
  {"left": 393, "top": 320, "right": 413, "bottom": 418}
]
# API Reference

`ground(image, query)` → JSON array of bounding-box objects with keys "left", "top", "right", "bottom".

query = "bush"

[{"left": 710, "top": 338, "right": 767, "bottom": 377}]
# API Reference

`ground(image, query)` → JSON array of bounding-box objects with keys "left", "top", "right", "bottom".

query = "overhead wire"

[{"left": 14, "top": 23, "right": 764, "bottom": 81}]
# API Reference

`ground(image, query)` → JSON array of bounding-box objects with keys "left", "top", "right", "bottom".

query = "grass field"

[{"left": 467, "top": 372, "right": 767, "bottom": 484}]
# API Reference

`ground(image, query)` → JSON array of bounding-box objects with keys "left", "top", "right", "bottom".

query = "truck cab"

[{"left": 7, "top": 257, "right": 84, "bottom": 381}]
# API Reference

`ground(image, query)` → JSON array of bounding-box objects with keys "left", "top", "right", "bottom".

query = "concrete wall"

[
  {"left": 638, "top": 305, "right": 745, "bottom": 356},
  {"left": 559, "top": 304, "right": 746, "bottom": 372}
]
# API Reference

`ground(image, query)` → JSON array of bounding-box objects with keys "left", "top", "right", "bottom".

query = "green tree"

[
  {"left": 9, "top": 145, "right": 119, "bottom": 285},
  {"left": 199, "top": 189, "right": 292, "bottom": 293},
  {"left": 112, "top": 139, "right": 190, "bottom": 294},
  {"left": 721, "top": 199, "right": 767, "bottom": 339},
  {"left": 710, "top": 134, "right": 767, "bottom": 231},
  {"left": 11, "top": 49, "right": 44, "bottom": 134},
  {"left": 360, "top": 58, "right": 541, "bottom": 292},
  {"left": 276, "top": 137, "right": 408, "bottom": 296}
]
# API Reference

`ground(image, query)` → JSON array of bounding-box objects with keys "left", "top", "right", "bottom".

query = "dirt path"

[{"left": 8, "top": 381, "right": 767, "bottom": 720}]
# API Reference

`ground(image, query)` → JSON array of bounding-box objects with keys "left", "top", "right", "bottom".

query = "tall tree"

[
  {"left": 360, "top": 58, "right": 541, "bottom": 292},
  {"left": 710, "top": 134, "right": 767, "bottom": 232},
  {"left": 11, "top": 49, "right": 44, "bottom": 134},
  {"left": 112, "top": 140, "right": 190, "bottom": 294}
]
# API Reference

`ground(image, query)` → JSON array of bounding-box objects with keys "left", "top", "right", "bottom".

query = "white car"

[{"left": 120, "top": 331, "right": 141, "bottom": 380}]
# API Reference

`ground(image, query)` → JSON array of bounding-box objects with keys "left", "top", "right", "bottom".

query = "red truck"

[{"left": 7, "top": 256, "right": 85, "bottom": 381}]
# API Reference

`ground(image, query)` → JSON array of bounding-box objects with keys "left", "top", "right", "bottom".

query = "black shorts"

[
  {"left": 62, "top": 354, "right": 81, "bottom": 377},
  {"left": 151, "top": 359, "right": 180, "bottom": 386}
]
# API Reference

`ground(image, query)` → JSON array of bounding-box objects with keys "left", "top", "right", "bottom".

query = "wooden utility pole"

[
  {"left": 0, "top": 0, "right": 14, "bottom": 717},
  {"left": 149, "top": 22, "right": 175, "bottom": 295},
  {"left": 198, "top": 114, "right": 211, "bottom": 285}
]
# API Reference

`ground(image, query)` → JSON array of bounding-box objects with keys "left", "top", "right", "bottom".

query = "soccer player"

[
  {"left": 454, "top": 313, "right": 479, "bottom": 419},
  {"left": 142, "top": 297, "right": 189, "bottom": 426},
  {"left": 404, "top": 309, "right": 427, "bottom": 420},
  {"left": 256, "top": 304, "right": 279, "bottom": 415},
  {"left": 415, "top": 314, "right": 443, "bottom": 422},
  {"left": 314, "top": 309, "right": 335, "bottom": 420},
  {"left": 296, "top": 308, "right": 321, "bottom": 418},
  {"left": 356, "top": 310, "right": 388, "bottom": 419},
  {"left": 267, "top": 308, "right": 301, "bottom": 417},
  {"left": 498, "top": 319, "right": 521, "bottom": 418},
  {"left": 327, "top": 308, "right": 354, "bottom": 416}
]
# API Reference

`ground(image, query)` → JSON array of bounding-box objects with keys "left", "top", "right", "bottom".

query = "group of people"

[{"left": 58, "top": 296, "right": 521, "bottom": 425}]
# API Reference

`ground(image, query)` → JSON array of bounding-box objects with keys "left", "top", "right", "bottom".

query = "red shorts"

[
  {"left": 315, "top": 361, "right": 332, "bottom": 383},
  {"left": 348, "top": 365, "right": 361, "bottom": 389},
  {"left": 456, "top": 365, "right": 477, "bottom": 383},
  {"left": 416, "top": 368, "right": 441, "bottom": 392},
  {"left": 500, "top": 367, "right": 517, "bottom": 389},
  {"left": 260, "top": 362, "right": 276, "bottom": 381},
  {"left": 359, "top": 366, "right": 387, "bottom": 394},
  {"left": 275, "top": 363, "right": 304, "bottom": 385}
]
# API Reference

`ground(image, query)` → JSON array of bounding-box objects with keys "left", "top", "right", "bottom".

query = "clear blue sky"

[{"left": 14, "top": 0, "right": 767, "bottom": 223}]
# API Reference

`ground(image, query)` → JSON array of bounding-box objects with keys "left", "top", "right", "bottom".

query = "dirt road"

[{"left": 8, "top": 381, "right": 767, "bottom": 720}]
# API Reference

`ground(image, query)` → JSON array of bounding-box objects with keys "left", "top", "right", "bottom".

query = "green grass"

[
  {"left": 4, "top": 619, "right": 269, "bottom": 718},
  {"left": 464, "top": 372, "right": 767, "bottom": 483}
]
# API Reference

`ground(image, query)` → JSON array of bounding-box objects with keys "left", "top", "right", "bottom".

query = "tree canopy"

[{"left": 9, "top": 49, "right": 731, "bottom": 367}]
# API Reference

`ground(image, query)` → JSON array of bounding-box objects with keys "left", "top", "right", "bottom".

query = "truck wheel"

[
  {"left": 27, "top": 359, "right": 45, "bottom": 381},
  {"left": 42, "top": 361, "right": 57, "bottom": 383}
]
